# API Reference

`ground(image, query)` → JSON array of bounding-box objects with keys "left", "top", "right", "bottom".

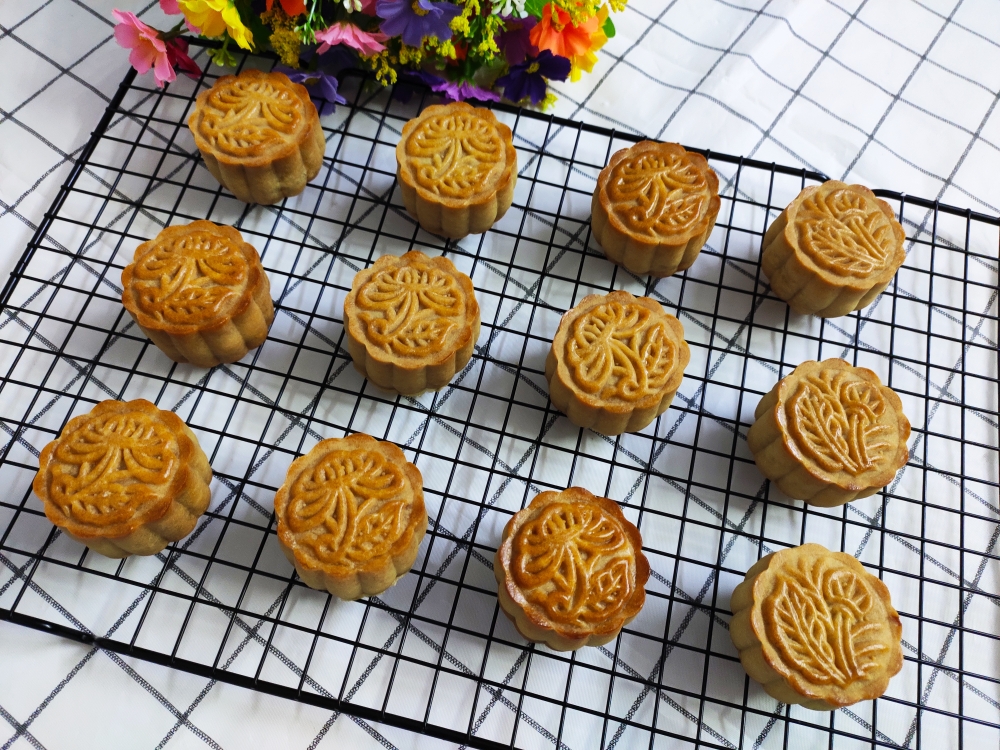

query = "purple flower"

[
  {"left": 498, "top": 15, "right": 537, "bottom": 66},
  {"left": 496, "top": 49, "right": 570, "bottom": 105},
  {"left": 376, "top": 0, "right": 461, "bottom": 47},
  {"left": 274, "top": 66, "right": 348, "bottom": 116},
  {"left": 409, "top": 70, "right": 500, "bottom": 102}
]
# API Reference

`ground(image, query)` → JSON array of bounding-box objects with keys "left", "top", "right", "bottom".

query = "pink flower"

[
  {"left": 112, "top": 10, "right": 175, "bottom": 87},
  {"left": 359, "top": 0, "right": 377, "bottom": 14},
  {"left": 315, "top": 22, "right": 388, "bottom": 56}
]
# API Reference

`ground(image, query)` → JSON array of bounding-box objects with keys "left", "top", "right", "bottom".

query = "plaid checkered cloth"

[{"left": 1, "top": 1, "right": 998, "bottom": 749}]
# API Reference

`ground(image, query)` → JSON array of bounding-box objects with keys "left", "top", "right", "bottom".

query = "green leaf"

[
  {"left": 602, "top": 16, "right": 616, "bottom": 38},
  {"left": 524, "top": 0, "right": 547, "bottom": 19}
]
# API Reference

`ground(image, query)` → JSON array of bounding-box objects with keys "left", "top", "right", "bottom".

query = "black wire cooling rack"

[{"left": 1, "top": 44, "right": 999, "bottom": 750}]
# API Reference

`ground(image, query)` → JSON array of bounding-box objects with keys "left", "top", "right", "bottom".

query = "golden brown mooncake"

[
  {"left": 545, "top": 290, "right": 690, "bottom": 436},
  {"left": 188, "top": 69, "right": 325, "bottom": 205},
  {"left": 32, "top": 399, "right": 212, "bottom": 558},
  {"left": 273, "top": 433, "right": 427, "bottom": 600},
  {"left": 121, "top": 221, "right": 275, "bottom": 368},
  {"left": 592, "top": 141, "right": 721, "bottom": 277},
  {"left": 494, "top": 487, "right": 649, "bottom": 651},
  {"left": 396, "top": 102, "right": 517, "bottom": 239},
  {"left": 761, "top": 180, "right": 906, "bottom": 317},
  {"left": 344, "top": 251, "right": 481, "bottom": 395},
  {"left": 729, "top": 543, "right": 903, "bottom": 710},
  {"left": 747, "top": 359, "right": 910, "bottom": 507}
]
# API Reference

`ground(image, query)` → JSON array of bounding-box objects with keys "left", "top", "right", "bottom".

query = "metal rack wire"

[{"left": 1, "top": 44, "right": 998, "bottom": 750}]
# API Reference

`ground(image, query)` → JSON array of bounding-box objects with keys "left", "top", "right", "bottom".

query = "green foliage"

[
  {"left": 524, "top": 0, "right": 547, "bottom": 19},
  {"left": 207, "top": 38, "right": 238, "bottom": 67}
]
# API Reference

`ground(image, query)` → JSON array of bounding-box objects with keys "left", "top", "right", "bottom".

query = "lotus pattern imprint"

[
  {"left": 198, "top": 77, "right": 304, "bottom": 157},
  {"left": 567, "top": 301, "right": 675, "bottom": 402},
  {"left": 798, "top": 187, "right": 896, "bottom": 277},
  {"left": 765, "top": 556, "right": 890, "bottom": 687},
  {"left": 407, "top": 112, "right": 503, "bottom": 198},
  {"left": 48, "top": 411, "right": 178, "bottom": 528},
  {"left": 285, "top": 448, "right": 409, "bottom": 569},
  {"left": 512, "top": 502, "right": 634, "bottom": 627},
  {"left": 356, "top": 263, "right": 464, "bottom": 357},
  {"left": 607, "top": 150, "right": 710, "bottom": 239},
  {"left": 789, "top": 372, "right": 892, "bottom": 476},
  {"left": 132, "top": 230, "right": 249, "bottom": 325}
]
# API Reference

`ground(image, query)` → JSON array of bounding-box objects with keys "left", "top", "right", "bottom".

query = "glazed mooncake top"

[
  {"left": 396, "top": 102, "right": 515, "bottom": 207},
  {"left": 744, "top": 544, "right": 903, "bottom": 707},
  {"left": 122, "top": 221, "right": 265, "bottom": 335},
  {"left": 781, "top": 181, "right": 905, "bottom": 282},
  {"left": 596, "top": 141, "right": 720, "bottom": 245},
  {"left": 33, "top": 399, "right": 196, "bottom": 540},
  {"left": 499, "top": 487, "right": 649, "bottom": 640},
  {"left": 274, "top": 434, "right": 425, "bottom": 578},
  {"left": 345, "top": 251, "right": 479, "bottom": 368},
  {"left": 552, "top": 290, "right": 689, "bottom": 411},
  {"left": 189, "top": 69, "right": 317, "bottom": 166},
  {"left": 762, "top": 358, "right": 910, "bottom": 491}
]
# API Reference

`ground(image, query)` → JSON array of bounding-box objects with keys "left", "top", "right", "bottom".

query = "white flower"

[
  {"left": 491, "top": 0, "right": 528, "bottom": 18},
  {"left": 342, "top": 0, "right": 362, "bottom": 10}
]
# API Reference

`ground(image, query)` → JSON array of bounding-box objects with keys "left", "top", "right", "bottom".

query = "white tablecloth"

[{"left": 1, "top": 1, "right": 997, "bottom": 748}]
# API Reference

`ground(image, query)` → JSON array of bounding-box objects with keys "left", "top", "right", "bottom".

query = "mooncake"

[
  {"left": 32, "top": 399, "right": 212, "bottom": 558},
  {"left": 592, "top": 141, "right": 720, "bottom": 277},
  {"left": 495, "top": 486, "right": 649, "bottom": 651},
  {"left": 546, "top": 290, "right": 690, "bottom": 435},
  {"left": 396, "top": 102, "right": 516, "bottom": 239},
  {"left": 729, "top": 543, "right": 903, "bottom": 709},
  {"left": 121, "top": 221, "right": 274, "bottom": 368},
  {"left": 188, "top": 69, "right": 325, "bottom": 204},
  {"left": 344, "top": 251, "right": 480, "bottom": 395},
  {"left": 274, "top": 433, "right": 427, "bottom": 600},
  {"left": 761, "top": 181, "right": 906, "bottom": 317},
  {"left": 747, "top": 359, "right": 910, "bottom": 507}
]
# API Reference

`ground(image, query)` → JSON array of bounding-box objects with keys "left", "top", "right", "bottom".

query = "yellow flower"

[
  {"left": 261, "top": 6, "right": 300, "bottom": 65},
  {"left": 178, "top": 0, "right": 254, "bottom": 50},
  {"left": 364, "top": 50, "right": 398, "bottom": 86},
  {"left": 270, "top": 28, "right": 301, "bottom": 66},
  {"left": 398, "top": 44, "right": 424, "bottom": 66}
]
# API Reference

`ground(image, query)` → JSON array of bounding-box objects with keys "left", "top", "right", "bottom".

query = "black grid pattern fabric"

[{"left": 1, "top": 2, "right": 998, "bottom": 749}]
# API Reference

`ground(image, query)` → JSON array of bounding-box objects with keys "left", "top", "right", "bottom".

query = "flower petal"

[
  {"left": 128, "top": 44, "right": 156, "bottom": 75},
  {"left": 113, "top": 21, "right": 141, "bottom": 50},
  {"left": 279, "top": 0, "right": 307, "bottom": 14},
  {"left": 153, "top": 50, "right": 177, "bottom": 87}
]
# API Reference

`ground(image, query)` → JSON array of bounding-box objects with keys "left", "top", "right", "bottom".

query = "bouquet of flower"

[{"left": 113, "top": 0, "right": 625, "bottom": 112}]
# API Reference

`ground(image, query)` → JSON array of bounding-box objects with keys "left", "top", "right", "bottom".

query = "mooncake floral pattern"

[
  {"left": 48, "top": 410, "right": 178, "bottom": 529},
  {"left": 196, "top": 74, "right": 305, "bottom": 158},
  {"left": 797, "top": 186, "right": 897, "bottom": 277},
  {"left": 511, "top": 501, "right": 636, "bottom": 627},
  {"left": 284, "top": 448, "right": 409, "bottom": 570},
  {"left": 788, "top": 371, "right": 894, "bottom": 477},
  {"left": 131, "top": 228, "right": 249, "bottom": 326},
  {"left": 606, "top": 147, "right": 713, "bottom": 239},
  {"left": 355, "top": 260, "right": 465, "bottom": 358},
  {"left": 566, "top": 300, "right": 676, "bottom": 402},
  {"left": 765, "top": 555, "right": 890, "bottom": 687},
  {"left": 406, "top": 110, "right": 505, "bottom": 199}
]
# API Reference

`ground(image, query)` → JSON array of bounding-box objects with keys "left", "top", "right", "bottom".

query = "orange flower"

[
  {"left": 529, "top": 3, "right": 593, "bottom": 59},
  {"left": 266, "top": 0, "right": 307, "bottom": 15},
  {"left": 568, "top": 5, "right": 608, "bottom": 81}
]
